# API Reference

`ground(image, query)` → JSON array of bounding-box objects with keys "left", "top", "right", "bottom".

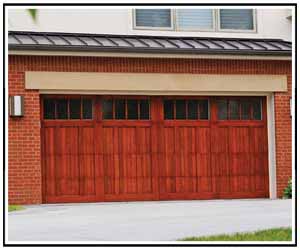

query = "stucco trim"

[{"left": 26, "top": 72, "right": 287, "bottom": 93}]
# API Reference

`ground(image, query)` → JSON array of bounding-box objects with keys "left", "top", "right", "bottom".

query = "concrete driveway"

[{"left": 8, "top": 199, "right": 292, "bottom": 242}]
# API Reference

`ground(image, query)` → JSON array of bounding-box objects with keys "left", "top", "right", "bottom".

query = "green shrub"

[
  {"left": 283, "top": 178, "right": 292, "bottom": 198},
  {"left": 8, "top": 205, "right": 24, "bottom": 212}
]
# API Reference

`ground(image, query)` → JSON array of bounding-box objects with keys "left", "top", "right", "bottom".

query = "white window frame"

[
  {"left": 174, "top": 9, "right": 216, "bottom": 32},
  {"left": 132, "top": 9, "right": 257, "bottom": 33},
  {"left": 216, "top": 9, "right": 257, "bottom": 33},
  {"left": 133, "top": 9, "right": 175, "bottom": 31}
]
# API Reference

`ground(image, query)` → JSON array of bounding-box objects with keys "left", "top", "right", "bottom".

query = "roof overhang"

[{"left": 8, "top": 31, "right": 292, "bottom": 60}]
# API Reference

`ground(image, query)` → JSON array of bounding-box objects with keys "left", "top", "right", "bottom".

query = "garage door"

[{"left": 41, "top": 96, "right": 269, "bottom": 203}]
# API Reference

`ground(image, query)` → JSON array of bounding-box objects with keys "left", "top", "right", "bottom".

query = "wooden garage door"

[{"left": 41, "top": 96, "right": 269, "bottom": 203}]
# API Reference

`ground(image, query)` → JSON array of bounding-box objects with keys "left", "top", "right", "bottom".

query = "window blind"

[
  {"left": 177, "top": 9, "right": 214, "bottom": 30},
  {"left": 135, "top": 9, "right": 172, "bottom": 28},
  {"left": 219, "top": 9, "right": 254, "bottom": 30}
]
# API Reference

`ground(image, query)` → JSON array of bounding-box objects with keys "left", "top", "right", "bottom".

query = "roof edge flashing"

[
  {"left": 8, "top": 45, "right": 292, "bottom": 57},
  {"left": 8, "top": 49, "right": 292, "bottom": 61}
]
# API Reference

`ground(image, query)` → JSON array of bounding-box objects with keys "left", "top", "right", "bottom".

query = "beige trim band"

[
  {"left": 25, "top": 71, "right": 287, "bottom": 94},
  {"left": 10, "top": 50, "right": 292, "bottom": 61}
]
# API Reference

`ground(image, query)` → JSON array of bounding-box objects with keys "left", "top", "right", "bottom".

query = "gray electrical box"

[{"left": 9, "top": 96, "right": 24, "bottom": 117}]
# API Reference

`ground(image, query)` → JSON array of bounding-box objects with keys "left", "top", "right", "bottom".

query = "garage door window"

[
  {"left": 43, "top": 98, "right": 93, "bottom": 120},
  {"left": 217, "top": 98, "right": 262, "bottom": 120},
  {"left": 102, "top": 99, "right": 150, "bottom": 120},
  {"left": 164, "top": 99, "right": 209, "bottom": 120}
]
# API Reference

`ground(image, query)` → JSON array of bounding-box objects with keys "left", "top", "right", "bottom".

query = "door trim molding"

[{"left": 267, "top": 93, "right": 277, "bottom": 199}]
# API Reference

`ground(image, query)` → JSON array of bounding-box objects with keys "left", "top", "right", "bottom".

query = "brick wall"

[
  {"left": 8, "top": 55, "right": 292, "bottom": 204},
  {"left": 274, "top": 74, "right": 292, "bottom": 197},
  {"left": 8, "top": 71, "right": 41, "bottom": 204}
]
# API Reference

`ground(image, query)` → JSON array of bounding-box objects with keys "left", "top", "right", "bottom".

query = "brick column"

[{"left": 8, "top": 70, "right": 42, "bottom": 204}]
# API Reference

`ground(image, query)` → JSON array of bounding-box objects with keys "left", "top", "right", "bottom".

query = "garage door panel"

[
  {"left": 120, "top": 154, "right": 137, "bottom": 178},
  {"left": 211, "top": 153, "right": 229, "bottom": 193},
  {"left": 120, "top": 127, "right": 136, "bottom": 154},
  {"left": 175, "top": 177, "right": 184, "bottom": 193},
  {"left": 175, "top": 152, "right": 183, "bottom": 177},
  {"left": 43, "top": 127, "right": 56, "bottom": 197},
  {"left": 160, "top": 177, "right": 176, "bottom": 193},
  {"left": 103, "top": 155, "right": 116, "bottom": 177},
  {"left": 211, "top": 127, "right": 228, "bottom": 153},
  {"left": 136, "top": 155, "right": 152, "bottom": 177},
  {"left": 163, "top": 127, "right": 175, "bottom": 153},
  {"left": 45, "top": 155, "right": 56, "bottom": 197},
  {"left": 231, "top": 154, "right": 249, "bottom": 176},
  {"left": 102, "top": 127, "right": 115, "bottom": 154},
  {"left": 178, "top": 127, "right": 190, "bottom": 153},
  {"left": 196, "top": 127, "right": 210, "bottom": 153},
  {"left": 211, "top": 153, "right": 228, "bottom": 177},
  {"left": 218, "top": 176, "right": 231, "bottom": 193},
  {"left": 57, "top": 155, "right": 80, "bottom": 196},
  {"left": 255, "top": 175, "right": 265, "bottom": 191},
  {"left": 136, "top": 127, "right": 151, "bottom": 154},
  {"left": 44, "top": 127, "right": 55, "bottom": 156},
  {"left": 231, "top": 176, "right": 239, "bottom": 193},
  {"left": 63, "top": 128, "right": 80, "bottom": 196},
  {"left": 79, "top": 127, "right": 96, "bottom": 196},
  {"left": 79, "top": 127, "right": 94, "bottom": 154},
  {"left": 42, "top": 96, "right": 269, "bottom": 203},
  {"left": 180, "top": 177, "right": 197, "bottom": 193},
  {"left": 55, "top": 127, "right": 81, "bottom": 196},
  {"left": 161, "top": 153, "right": 174, "bottom": 177},
  {"left": 137, "top": 177, "right": 153, "bottom": 194},
  {"left": 55, "top": 128, "right": 66, "bottom": 155},
  {"left": 121, "top": 178, "right": 137, "bottom": 194},
  {"left": 251, "top": 127, "right": 268, "bottom": 153},
  {"left": 197, "top": 177, "right": 213, "bottom": 192},
  {"left": 79, "top": 155, "right": 96, "bottom": 195},
  {"left": 104, "top": 177, "right": 116, "bottom": 195},
  {"left": 189, "top": 128, "right": 197, "bottom": 153},
  {"left": 189, "top": 153, "right": 198, "bottom": 177},
  {"left": 249, "top": 176, "right": 256, "bottom": 192},
  {"left": 229, "top": 127, "right": 250, "bottom": 153},
  {"left": 196, "top": 154, "right": 210, "bottom": 177}
]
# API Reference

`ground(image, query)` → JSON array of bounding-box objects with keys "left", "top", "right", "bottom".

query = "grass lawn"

[
  {"left": 180, "top": 228, "right": 292, "bottom": 241},
  {"left": 8, "top": 205, "right": 25, "bottom": 212}
]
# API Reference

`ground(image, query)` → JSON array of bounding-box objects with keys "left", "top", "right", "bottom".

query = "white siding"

[{"left": 8, "top": 8, "right": 292, "bottom": 41}]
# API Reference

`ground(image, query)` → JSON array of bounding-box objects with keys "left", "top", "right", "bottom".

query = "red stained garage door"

[{"left": 41, "top": 96, "right": 269, "bottom": 203}]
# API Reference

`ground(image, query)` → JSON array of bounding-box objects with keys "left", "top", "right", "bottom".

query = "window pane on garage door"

[{"left": 140, "top": 100, "right": 150, "bottom": 120}]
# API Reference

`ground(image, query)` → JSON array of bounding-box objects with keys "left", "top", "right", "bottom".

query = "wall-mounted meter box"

[{"left": 9, "top": 96, "right": 24, "bottom": 117}]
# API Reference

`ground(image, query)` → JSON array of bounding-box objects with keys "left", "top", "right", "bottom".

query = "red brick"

[{"left": 8, "top": 55, "right": 292, "bottom": 204}]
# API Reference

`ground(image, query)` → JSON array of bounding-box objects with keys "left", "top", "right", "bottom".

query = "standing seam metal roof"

[{"left": 8, "top": 31, "right": 292, "bottom": 56}]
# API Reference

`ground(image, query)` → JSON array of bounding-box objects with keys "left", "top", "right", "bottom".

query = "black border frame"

[{"left": 3, "top": 2, "right": 297, "bottom": 247}]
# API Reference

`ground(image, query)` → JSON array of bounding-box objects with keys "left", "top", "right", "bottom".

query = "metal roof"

[{"left": 8, "top": 31, "right": 292, "bottom": 56}]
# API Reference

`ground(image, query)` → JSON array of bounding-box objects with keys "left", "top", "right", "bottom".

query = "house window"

[
  {"left": 102, "top": 99, "right": 150, "bottom": 120},
  {"left": 217, "top": 98, "right": 262, "bottom": 120},
  {"left": 43, "top": 98, "right": 93, "bottom": 120},
  {"left": 219, "top": 9, "right": 254, "bottom": 31},
  {"left": 135, "top": 9, "right": 173, "bottom": 29},
  {"left": 133, "top": 9, "right": 255, "bottom": 32},
  {"left": 176, "top": 9, "right": 214, "bottom": 31},
  {"left": 164, "top": 99, "right": 209, "bottom": 120}
]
